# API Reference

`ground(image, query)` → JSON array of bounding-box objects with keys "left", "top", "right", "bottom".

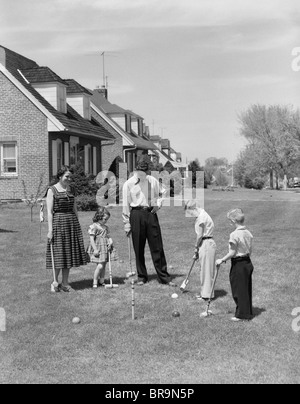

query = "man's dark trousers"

[{"left": 130, "top": 208, "right": 171, "bottom": 284}]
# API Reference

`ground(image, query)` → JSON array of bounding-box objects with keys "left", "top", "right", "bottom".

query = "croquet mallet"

[
  {"left": 180, "top": 257, "right": 197, "bottom": 292},
  {"left": 126, "top": 235, "right": 136, "bottom": 279},
  {"left": 105, "top": 250, "right": 119, "bottom": 289},
  {"left": 50, "top": 242, "right": 59, "bottom": 289}
]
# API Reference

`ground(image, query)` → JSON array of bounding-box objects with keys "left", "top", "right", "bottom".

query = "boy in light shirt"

[
  {"left": 216, "top": 208, "right": 254, "bottom": 322},
  {"left": 185, "top": 200, "right": 217, "bottom": 300}
]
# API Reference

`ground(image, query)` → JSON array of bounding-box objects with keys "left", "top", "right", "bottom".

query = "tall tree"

[{"left": 238, "top": 104, "right": 300, "bottom": 189}]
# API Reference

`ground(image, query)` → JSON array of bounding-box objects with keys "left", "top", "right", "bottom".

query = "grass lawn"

[{"left": 0, "top": 188, "right": 299, "bottom": 384}]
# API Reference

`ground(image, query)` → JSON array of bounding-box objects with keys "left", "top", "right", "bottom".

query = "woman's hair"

[
  {"left": 56, "top": 166, "right": 73, "bottom": 180},
  {"left": 93, "top": 206, "right": 111, "bottom": 223},
  {"left": 227, "top": 208, "right": 245, "bottom": 224}
]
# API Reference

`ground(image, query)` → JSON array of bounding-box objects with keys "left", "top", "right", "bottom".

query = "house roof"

[
  {"left": 158, "top": 149, "right": 188, "bottom": 169},
  {"left": 0, "top": 45, "right": 113, "bottom": 141},
  {"left": 21, "top": 66, "right": 67, "bottom": 86},
  {"left": 91, "top": 94, "right": 157, "bottom": 151},
  {"left": 150, "top": 136, "right": 161, "bottom": 142},
  {"left": 65, "top": 79, "right": 93, "bottom": 96},
  {"left": 126, "top": 132, "right": 157, "bottom": 151},
  {"left": 92, "top": 90, "right": 143, "bottom": 119},
  {"left": 92, "top": 91, "right": 127, "bottom": 114},
  {"left": 160, "top": 139, "right": 170, "bottom": 149}
]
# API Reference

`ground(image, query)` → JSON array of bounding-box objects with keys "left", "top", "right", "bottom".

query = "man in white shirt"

[{"left": 122, "top": 160, "right": 176, "bottom": 286}]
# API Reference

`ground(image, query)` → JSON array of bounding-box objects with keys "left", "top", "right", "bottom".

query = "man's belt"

[
  {"left": 131, "top": 206, "right": 153, "bottom": 212},
  {"left": 202, "top": 236, "right": 213, "bottom": 240}
]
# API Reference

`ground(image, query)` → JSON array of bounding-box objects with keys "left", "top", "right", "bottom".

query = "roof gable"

[
  {"left": 0, "top": 45, "right": 113, "bottom": 140},
  {"left": 0, "top": 45, "right": 38, "bottom": 72},
  {"left": 65, "top": 79, "right": 93, "bottom": 96},
  {"left": 21, "top": 67, "right": 67, "bottom": 86}
]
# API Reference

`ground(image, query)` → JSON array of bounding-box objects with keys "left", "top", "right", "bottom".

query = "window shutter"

[
  {"left": 52, "top": 140, "right": 57, "bottom": 176},
  {"left": 84, "top": 145, "right": 89, "bottom": 174},
  {"left": 64, "top": 142, "right": 69, "bottom": 166},
  {"left": 93, "top": 147, "right": 97, "bottom": 175}
]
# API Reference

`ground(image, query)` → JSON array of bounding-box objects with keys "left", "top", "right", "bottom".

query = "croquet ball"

[
  {"left": 172, "top": 311, "right": 180, "bottom": 318},
  {"left": 72, "top": 317, "right": 81, "bottom": 324},
  {"left": 169, "top": 265, "right": 174, "bottom": 269},
  {"left": 171, "top": 293, "right": 179, "bottom": 299}
]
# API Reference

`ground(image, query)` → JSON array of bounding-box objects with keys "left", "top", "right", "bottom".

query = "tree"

[
  {"left": 238, "top": 104, "right": 300, "bottom": 189},
  {"left": 214, "top": 169, "right": 229, "bottom": 187},
  {"left": 234, "top": 144, "right": 269, "bottom": 188},
  {"left": 204, "top": 157, "right": 229, "bottom": 186}
]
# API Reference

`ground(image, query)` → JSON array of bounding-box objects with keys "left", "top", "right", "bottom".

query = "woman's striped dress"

[{"left": 46, "top": 186, "right": 87, "bottom": 270}]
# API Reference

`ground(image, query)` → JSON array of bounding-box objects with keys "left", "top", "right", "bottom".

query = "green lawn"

[{"left": 0, "top": 188, "right": 299, "bottom": 384}]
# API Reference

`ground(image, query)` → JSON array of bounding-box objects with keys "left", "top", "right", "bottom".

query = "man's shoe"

[
  {"left": 136, "top": 280, "right": 147, "bottom": 286},
  {"left": 231, "top": 317, "right": 242, "bottom": 322}
]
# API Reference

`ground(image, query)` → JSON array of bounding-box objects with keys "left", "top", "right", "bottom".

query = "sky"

[{"left": 1, "top": 0, "right": 300, "bottom": 164}]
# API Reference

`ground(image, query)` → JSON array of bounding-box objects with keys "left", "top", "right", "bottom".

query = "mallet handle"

[
  {"left": 50, "top": 243, "right": 58, "bottom": 286},
  {"left": 131, "top": 280, "right": 135, "bottom": 320}
]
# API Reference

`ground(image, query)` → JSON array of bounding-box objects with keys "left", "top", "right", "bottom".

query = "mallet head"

[{"left": 200, "top": 310, "right": 213, "bottom": 318}]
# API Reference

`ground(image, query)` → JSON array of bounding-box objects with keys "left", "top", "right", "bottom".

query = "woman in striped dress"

[{"left": 46, "top": 166, "right": 87, "bottom": 293}]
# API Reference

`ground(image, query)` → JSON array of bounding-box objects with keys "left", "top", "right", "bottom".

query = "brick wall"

[
  {"left": 0, "top": 72, "right": 49, "bottom": 200},
  {"left": 91, "top": 110, "right": 124, "bottom": 175}
]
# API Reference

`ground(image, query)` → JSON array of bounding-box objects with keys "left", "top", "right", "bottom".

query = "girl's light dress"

[{"left": 87, "top": 222, "right": 118, "bottom": 263}]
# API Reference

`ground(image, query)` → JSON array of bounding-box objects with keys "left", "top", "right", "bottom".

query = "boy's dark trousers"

[
  {"left": 230, "top": 256, "right": 254, "bottom": 319},
  {"left": 130, "top": 208, "right": 171, "bottom": 284}
]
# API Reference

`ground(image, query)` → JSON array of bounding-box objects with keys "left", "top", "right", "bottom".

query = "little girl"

[
  {"left": 87, "top": 207, "right": 118, "bottom": 288},
  {"left": 216, "top": 208, "right": 254, "bottom": 321}
]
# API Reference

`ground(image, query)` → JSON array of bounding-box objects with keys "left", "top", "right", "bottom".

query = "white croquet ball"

[
  {"left": 172, "top": 293, "right": 179, "bottom": 299},
  {"left": 72, "top": 317, "right": 81, "bottom": 325}
]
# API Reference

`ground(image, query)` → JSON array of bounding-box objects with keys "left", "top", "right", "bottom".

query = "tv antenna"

[{"left": 101, "top": 52, "right": 106, "bottom": 88}]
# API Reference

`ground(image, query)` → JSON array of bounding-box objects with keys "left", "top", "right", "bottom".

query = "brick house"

[
  {"left": 91, "top": 88, "right": 158, "bottom": 174},
  {"left": 150, "top": 135, "right": 188, "bottom": 172},
  {"left": 0, "top": 46, "right": 115, "bottom": 201}
]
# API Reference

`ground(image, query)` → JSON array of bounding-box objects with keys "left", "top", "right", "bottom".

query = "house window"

[
  {"left": 0, "top": 143, "right": 18, "bottom": 177},
  {"left": 70, "top": 136, "right": 79, "bottom": 165}
]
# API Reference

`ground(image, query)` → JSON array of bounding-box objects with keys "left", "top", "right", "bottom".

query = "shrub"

[
  {"left": 76, "top": 194, "right": 98, "bottom": 212},
  {"left": 252, "top": 178, "right": 265, "bottom": 190},
  {"left": 244, "top": 176, "right": 265, "bottom": 190},
  {"left": 70, "top": 162, "right": 98, "bottom": 196}
]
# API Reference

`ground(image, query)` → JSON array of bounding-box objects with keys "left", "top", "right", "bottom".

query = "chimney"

[
  {"left": 0, "top": 47, "right": 6, "bottom": 68},
  {"left": 96, "top": 85, "right": 108, "bottom": 99}
]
